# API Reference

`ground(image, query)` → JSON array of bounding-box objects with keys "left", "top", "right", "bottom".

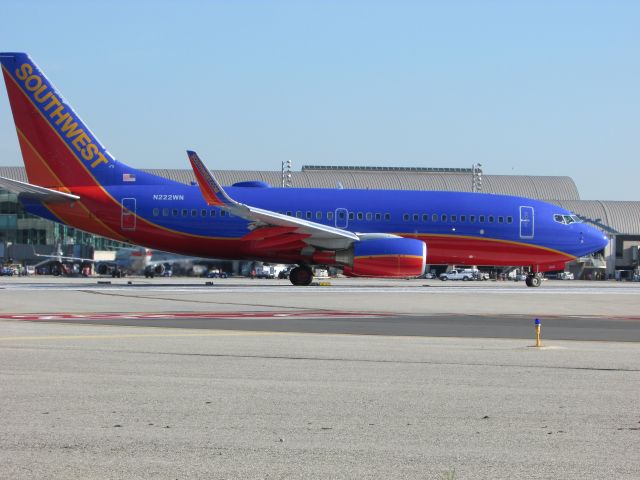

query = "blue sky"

[{"left": 1, "top": 1, "right": 638, "bottom": 200}]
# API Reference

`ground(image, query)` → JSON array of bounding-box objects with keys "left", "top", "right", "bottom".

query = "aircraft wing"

[
  {"left": 0, "top": 176, "right": 79, "bottom": 203},
  {"left": 187, "top": 151, "right": 360, "bottom": 250},
  {"left": 35, "top": 253, "right": 95, "bottom": 263}
]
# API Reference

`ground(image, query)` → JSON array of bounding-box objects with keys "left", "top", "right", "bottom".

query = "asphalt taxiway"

[
  {"left": 1, "top": 277, "right": 639, "bottom": 479},
  {"left": 1, "top": 277, "right": 639, "bottom": 341}
]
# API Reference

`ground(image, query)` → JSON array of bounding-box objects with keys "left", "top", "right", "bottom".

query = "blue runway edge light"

[{"left": 535, "top": 318, "right": 541, "bottom": 325}]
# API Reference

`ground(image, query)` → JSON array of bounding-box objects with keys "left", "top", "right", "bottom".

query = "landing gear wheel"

[
  {"left": 289, "top": 266, "right": 313, "bottom": 286},
  {"left": 526, "top": 275, "right": 541, "bottom": 287}
]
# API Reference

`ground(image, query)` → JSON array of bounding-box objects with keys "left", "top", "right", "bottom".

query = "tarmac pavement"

[{"left": 0, "top": 277, "right": 639, "bottom": 479}]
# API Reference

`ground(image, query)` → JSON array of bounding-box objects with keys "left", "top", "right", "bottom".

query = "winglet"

[{"left": 187, "top": 150, "right": 236, "bottom": 207}]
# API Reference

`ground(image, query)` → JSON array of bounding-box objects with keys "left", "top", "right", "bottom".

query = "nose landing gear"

[
  {"left": 289, "top": 265, "right": 314, "bottom": 286},
  {"left": 525, "top": 272, "right": 542, "bottom": 287}
]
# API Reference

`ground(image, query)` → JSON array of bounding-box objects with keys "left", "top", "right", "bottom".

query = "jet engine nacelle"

[
  {"left": 145, "top": 263, "right": 166, "bottom": 277},
  {"left": 96, "top": 263, "right": 110, "bottom": 275},
  {"left": 340, "top": 238, "right": 426, "bottom": 277},
  {"left": 153, "top": 263, "right": 166, "bottom": 275}
]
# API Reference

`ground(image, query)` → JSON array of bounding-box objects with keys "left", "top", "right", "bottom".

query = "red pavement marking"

[{"left": 0, "top": 311, "right": 391, "bottom": 321}]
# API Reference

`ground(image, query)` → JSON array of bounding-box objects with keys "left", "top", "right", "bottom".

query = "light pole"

[
  {"left": 281, "top": 160, "right": 292, "bottom": 187},
  {"left": 472, "top": 163, "right": 483, "bottom": 193}
]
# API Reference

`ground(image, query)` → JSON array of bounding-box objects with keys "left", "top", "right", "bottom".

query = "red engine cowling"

[{"left": 341, "top": 238, "right": 426, "bottom": 277}]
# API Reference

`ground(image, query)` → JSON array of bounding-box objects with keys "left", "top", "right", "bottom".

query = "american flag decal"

[{"left": 123, "top": 173, "right": 136, "bottom": 182}]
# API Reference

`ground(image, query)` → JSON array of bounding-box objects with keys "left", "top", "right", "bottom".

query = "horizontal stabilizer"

[{"left": 0, "top": 176, "right": 79, "bottom": 203}]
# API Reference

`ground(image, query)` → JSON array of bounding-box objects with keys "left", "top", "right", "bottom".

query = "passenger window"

[
  {"left": 365, "top": 212, "right": 372, "bottom": 221},
  {"left": 357, "top": 212, "right": 364, "bottom": 220},
  {"left": 191, "top": 209, "right": 197, "bottom": 217},
  {"left": 162, "top": 208, "right": 169, "bottom": 217},
  {"left": 306, "top": 211, "right": 312, "bottom": 219},
  {"left": 460, "top": 215, "right": 466, "bottom": 222},
  {"left": 315, "top": 212, "right": 322, "bottom": 220},
  {"left": 375, "top": 213, "right": 382, "bottom": 221},
  {"left": 220, "top": 210, "right": 227, "bottom": 217},
  {"left": 384, "top": 213, "right": 391, "bottom": 221},
  {"left": 479, "top": 215, "right": 485, "bottom": 223},
  {"left": 349, "top": 212, "right": 355, "bottom": 220},
  {"left": 412, "top": 214, "right": 418, "bottom": 222},
  {"left": 403, "top": 214, "right": 409, "bottom": 222},
  {"left": 327, "top": 212, "right": 334, "bottom": 220},
  {"left": 201, "top": 209, "right": 207, "bottom": 217},
  {"left": 172, "top": 209, "right": 178, "bottom": 217},
  {"left": 210, "top": 210, "right": 216, "bottom": 216},
  {"left": 152, "top": 208, "right": 160, "bottom": 216},
  {"left": 441, "top": 214, "right": 447, "bottom": 222},
  {"left": 286, "top": 211, "right": 292, "bottom": 216},
  {"left": 181, "top": 209, "right": 188, "bottom": 217},
  {"left": 451, "top": 215, "right": 457, "bottom": 222},
  {"left": 507, "top": 216, "right": 513, "bottom": 224},
  {"left": 432, "top": 214, "right": 438, "bottom": 222},
  {"left": 469, "top": 215, "right": 475, "bottom": 223},
  {"left": 488, "top": 216, "right": 494, "bottom": 223},
  {"left": 498, "top": 216, "right": 504, "bottom": 224},
  {"left": 422, "top": 214, "right": 429, "bottom": 222}
]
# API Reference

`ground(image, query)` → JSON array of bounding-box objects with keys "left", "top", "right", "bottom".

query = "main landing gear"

[
  {"left": 525, "top": 272, "right": 543, "bottom": 288},
  {"left": 289, "top": 265, "right": 313, "bottom": 286}
]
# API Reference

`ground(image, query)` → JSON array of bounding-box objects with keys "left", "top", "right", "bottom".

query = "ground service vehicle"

[{"left": 440, "top": 269, "right": 475, "bottom": 281}]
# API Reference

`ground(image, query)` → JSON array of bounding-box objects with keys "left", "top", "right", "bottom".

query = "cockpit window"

[{"left": 554, "top": 214, "right": 583, "bottom": 225}]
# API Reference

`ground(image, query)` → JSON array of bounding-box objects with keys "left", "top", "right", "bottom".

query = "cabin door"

[
  {"left": 519, "top": 206, "right": 534, "bottom": 239},
  {"left": 121, "top": 198, "right": 137, "bottom": 231}
]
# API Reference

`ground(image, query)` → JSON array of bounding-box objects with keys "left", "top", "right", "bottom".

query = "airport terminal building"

[{"left": 1, "top": 165, "right": 639, "bottom": 278}]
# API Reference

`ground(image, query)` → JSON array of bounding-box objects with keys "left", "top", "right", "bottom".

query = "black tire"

[
  {"left": 462, "top": 276, "right": 469, "bottom": 281},
  {"left": 289, "top": 266, "right": 313, "bottom": 286},
  {"left": 526, "top": 276, "right": 542, "bottom": 287}
]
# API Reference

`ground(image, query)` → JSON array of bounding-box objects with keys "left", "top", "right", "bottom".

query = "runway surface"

[
  {"left": 1, "top": 278, "right": 639, "bottom": 342},
  {"left": 4, "top": 311, "right": 640, "bottom": 342}
]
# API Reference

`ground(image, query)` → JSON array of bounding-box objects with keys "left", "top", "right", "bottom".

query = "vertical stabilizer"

[{"left": 0, "top": 52, "right": 124, "bottom": 188}]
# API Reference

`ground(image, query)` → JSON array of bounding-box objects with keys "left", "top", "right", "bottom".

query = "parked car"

[
  {"left": 439, "top": 269, "right": 475, "bottom": 281},
  {"left": 278, "top": 268, "right": 291, "bottom": 280},
  {"left": 205, "top": 269, "right": 228, "bottom": 278},
  {"left": 473, "top": 271, "right": 490, "bottom": 281},
  {"left": 1, "top": 266, "right": 15, "bottom": 276},
  {"left": 558, "top": 272, "right": 575, "bottom": 280},
  {"left": 421, "top": 272, "right": 436, "bottom": 279}
]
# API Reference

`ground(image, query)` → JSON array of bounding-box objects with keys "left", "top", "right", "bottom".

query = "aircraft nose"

[{"left": 581, "top": 226, "right": 609, "bottom": 254}]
